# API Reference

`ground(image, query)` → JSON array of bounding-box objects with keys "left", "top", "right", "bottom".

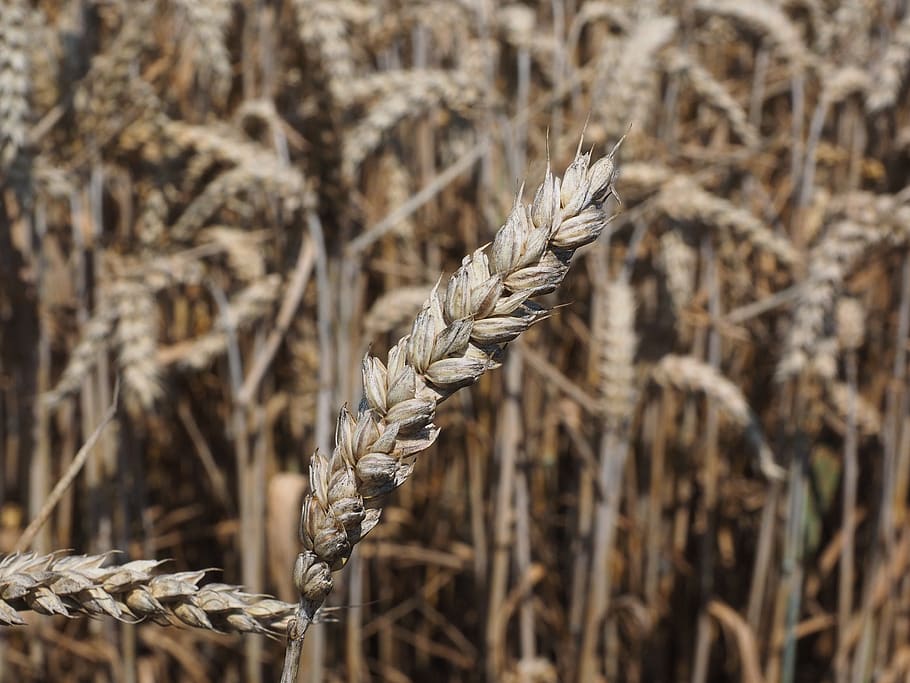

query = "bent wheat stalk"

[{"left": 281, "top": 141, "right": 622, "bottom": 681}]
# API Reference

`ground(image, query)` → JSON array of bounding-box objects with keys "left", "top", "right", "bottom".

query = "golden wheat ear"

[{"left": 280, "top": 140, "right": 622, "bottom": 680}]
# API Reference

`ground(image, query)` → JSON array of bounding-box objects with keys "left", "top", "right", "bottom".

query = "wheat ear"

[
  {"left": 0, "top": 551, "right": 296, "bottom": 635},
  {"left": 281, "top": 142, "right": 622, "bottom": 680}
]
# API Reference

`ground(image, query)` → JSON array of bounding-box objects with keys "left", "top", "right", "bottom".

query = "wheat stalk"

[
  {"left": 280, "top": 140, "right": 622, "bottom": 680},
  {"left": 0, "top": 551, "right": 297, "bottom": 635}
]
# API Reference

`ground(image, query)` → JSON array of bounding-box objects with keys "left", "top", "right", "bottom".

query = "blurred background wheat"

[{"left": 1, "top": 0, "right": 910, "bottom": 681}]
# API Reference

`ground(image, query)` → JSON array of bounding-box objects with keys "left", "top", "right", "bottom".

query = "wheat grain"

[{"left": 0, "top": 551, "right": 296, "bottom": 635}]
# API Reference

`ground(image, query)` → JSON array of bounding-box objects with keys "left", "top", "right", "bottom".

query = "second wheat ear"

[{"left": 280, "top": 140, "right": 623, "bottom": 680}]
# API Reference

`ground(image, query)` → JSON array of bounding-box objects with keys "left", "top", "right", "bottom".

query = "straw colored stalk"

[
  {"left": 0, "top": 551, "right": 297, "bottom": 635},
  {"left": 281, "top": 142, "right": 622, "bottom": 680}
]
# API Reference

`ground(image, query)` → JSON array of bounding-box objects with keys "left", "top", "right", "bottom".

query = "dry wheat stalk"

[
  {"left": 282, "top": 141, "right": 622, "bottom": 678},
  {"left": 652, "top": 354, "right": 784, "bottom": 480},
  {"left": 0, "top": 0, "right": 29, "bottom": 169},
  {"left": 0, "top": 551, "right": 296, "bottom": 635}
]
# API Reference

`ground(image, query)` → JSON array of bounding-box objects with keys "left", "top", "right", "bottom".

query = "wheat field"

[{"left": 2, "top": 0, "right": 910, "bottom": 681}]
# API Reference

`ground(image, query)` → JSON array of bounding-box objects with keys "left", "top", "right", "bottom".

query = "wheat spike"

[
  {"left": 44, "top": 310, "right": 118, "bottom": 409},
  {"left": 652, "top": 354, "right": 784, "bottom": 480},
  {"left": 0, "top": 551, "right": 296, "bottom": 635},
  {"left": 200, "top": 227, "right": 267, "bottom": 282},
  {"left": 826, "top": 382, "right": 881, "bottom": 437},
  {"left": 835, "top": 297, "right": 865, "bottom": 353},
  {"left": 341, "top": 50, "right": 487, "bottom": 180},
  {"left": 655, "top": 176, "right": 800, "bottom": 266},
  {"left": 694, "top": 0, "right": 812, "bottom": 68},
  {"left": 292, "top": 0, "right": 365, "bottom": 102},
  {"left": 0, "top": 0, "right": 29, "bottom": 168},
  {"left": 665, "top": 49, "right": 759, "bottom": 148},
  {"left": 170, "top": 0, "right": 234, "bottom": 104},
  {"left": 598, "top": 279, "right": 638, "bottom": 425},
  {"left": 111, "top": 280, "right": 162, "bottom": 410},
  {"left": 73, "top": 2, "right": 158, "bottom": 147},
  {"left": 659, "top": 230, "right": 698, "bottom": 315},
  {"left": 778, "top": 196, "right": 910, "bottom": 380},
  {"left": 867, "top": 13, "right": 910, "bottom": 114},
  {"left": 288, "top": 142, "right": 622, "bottom": 636},
  {"left": 597, "top": 15, "right": 677, "bottom": 142},
  {"left": 164, "top": 275, "right": 283, "bottom": 370},
  {"left": 363, "top": 286, "right": 434, "bottom": 340}
]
